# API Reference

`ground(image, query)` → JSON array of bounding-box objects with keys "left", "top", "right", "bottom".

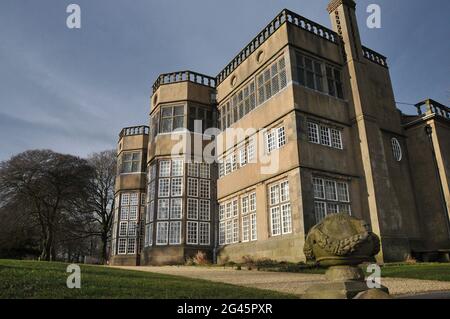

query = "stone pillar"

[{"left": 327, "top": 0, "right": 386, "bottom": 262}]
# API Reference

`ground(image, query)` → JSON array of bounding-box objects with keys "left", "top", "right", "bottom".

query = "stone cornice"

[{"left": 327, "top": 0, "right": 356, "bottom": 13}]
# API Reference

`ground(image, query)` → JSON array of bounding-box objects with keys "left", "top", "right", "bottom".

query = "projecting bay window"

[
  {"left": 313, "top": 177, "right": 351, "bottom": 223},
  {"left": 269, "top": 181, "right": 292, "bottom": 236},
  {"left": 308, "top": 121, "right": 343, "bottom": 150},
  {"left": 120, "top": 152, "right": 141, "bottom": 174}
]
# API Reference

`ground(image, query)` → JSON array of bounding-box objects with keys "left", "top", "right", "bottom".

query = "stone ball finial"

[{"left": 304, "top": 213, "right": 380, "bottom": 267}]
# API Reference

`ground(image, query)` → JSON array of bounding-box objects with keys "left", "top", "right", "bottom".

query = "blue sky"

[{"left": 0, "top": 0, "right": 448, "bottom": 160}]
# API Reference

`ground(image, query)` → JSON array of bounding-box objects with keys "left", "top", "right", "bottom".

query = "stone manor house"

[{"left": 110, "top": 0, "right": 450, "bottom": 266}]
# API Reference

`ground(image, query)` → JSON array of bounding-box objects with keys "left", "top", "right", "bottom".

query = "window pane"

[
  {"left": 173, "top": 106, "right": 184, "bottom": 116},
  {"left": 161, "top": 118, "right": 172, "bottom": 133},
  {"left": 173, "top": 116, "right": 184, "bottom": 130},
  {"left": 162, "top": 107, "right": 172, "bottom": 117}
]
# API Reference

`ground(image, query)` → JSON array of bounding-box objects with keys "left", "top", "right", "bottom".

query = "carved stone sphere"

[{"left": 303, "top": 213, "right": 380, "bottom": 267}]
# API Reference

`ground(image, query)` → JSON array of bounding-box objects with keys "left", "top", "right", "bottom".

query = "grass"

[
  {"left": 377, "top": 263, "right": 450, "bottom": 282},
  {"left": 0, "top": 259, "right": 297, "bottom": 299}
]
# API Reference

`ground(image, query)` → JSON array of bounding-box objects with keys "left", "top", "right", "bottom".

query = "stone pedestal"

[{"left": 303, "top": 266, "right": 389, "bottom": 299}]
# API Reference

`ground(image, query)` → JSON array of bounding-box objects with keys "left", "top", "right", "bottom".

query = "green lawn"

[
  {"left": 0, "top": 259, "right": 296, "bottom": 299},
  {"left": 378, "top": 263, "right": 450, "bottom": 282},
  {"left": 254, "top": 261, "right": 450, "bottom": 282}
]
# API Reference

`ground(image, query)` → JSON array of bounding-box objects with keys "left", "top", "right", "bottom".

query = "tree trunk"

[{"left": 101, "top": 231, "right": 108, "bottom": 264}]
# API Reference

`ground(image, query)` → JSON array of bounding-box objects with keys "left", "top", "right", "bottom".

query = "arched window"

[{"left": 391, "top": 138, "right": 402, "bottom": 162}]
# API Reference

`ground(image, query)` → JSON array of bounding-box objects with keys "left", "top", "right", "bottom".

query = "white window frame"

[
  {"left": 159, "top": 160, "right": 171, "bottom": 177},
  {"left": 156, "top": 222, "right": 169, "bottom": 245},
  {"left": 187, "top": 221, "right": 198, "bottom": 245},
  {"left": 187, "top": 198, "right": 198, "bottom": 220},
  {"left": 308, "top": 122, "right": 320, "bottom": 144},
  {"left": 199, "top": 222, "right": 210, "bottom": 245},
  {"left": 391, "top": 138, "right": 402, "bottom": 162},
  {"left": 199, "top": 200, "right": 210, "bottom": 221},
  {"left": 187, "top": 178, "right": 198, "bottom": 197},
  {"left": 171, "top": 177, "right": 183, "bottom": 197},
  {"left": 169, "top": 221, "right": 182, "bottom": 245},
  {"left": 199, "top": 179, "right": 210, "bottom": 198},
  {"left": 157, "top": 199, "right": 170, "bottom": 220},
  {"left": 158, "top": 179, "right": 170, "bottom": 197},
  {"left": 118, "top": 238, "right": 127, "bottom": 255},
  {"left": 170, "top": 198, "right": 183, "bottom": 219},
  {"left": 172, "top": 159, "right": 184, "bottom": 177}
]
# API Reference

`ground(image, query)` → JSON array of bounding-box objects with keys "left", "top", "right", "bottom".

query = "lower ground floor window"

[
  {"left": 219, "top": 221, "right": 225, "bottom": 245},
  {"left": 118, "top": 238, "right": 127, "bottom": 255},
  {"left": 169, "top": 221, "right": 182, "bottom": 245},
  {"left": 314, "top": 201, "right": 351, "bottom": 222},
  {"left": 127, "top": 238, "right": 136, "bottom": 254},
  {"left": 242, "top": 213, "right": 257, "bottom": 242},
  {"left": 156, "top": 222, "right": 169, "bottom": 245},
  {"left": 199, "top": 223, "right": 210, "bottom": 245}
]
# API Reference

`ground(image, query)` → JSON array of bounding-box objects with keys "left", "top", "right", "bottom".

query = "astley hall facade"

[{"left": 109, "top": 0, "right": 450, "bottom": 266}]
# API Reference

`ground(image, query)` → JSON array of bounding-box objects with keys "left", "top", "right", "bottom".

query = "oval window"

[{"left": 391, "top": 138, "right": 402, "bottom": 162}]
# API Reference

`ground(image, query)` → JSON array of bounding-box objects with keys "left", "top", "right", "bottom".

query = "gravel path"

[{"left": 113, "top": 266, "right": 450, "bottom": 297}]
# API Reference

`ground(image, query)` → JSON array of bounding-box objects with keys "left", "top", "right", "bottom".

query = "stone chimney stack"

[{"left": 327, "top": 0, "right": 363, "bottom": 63}]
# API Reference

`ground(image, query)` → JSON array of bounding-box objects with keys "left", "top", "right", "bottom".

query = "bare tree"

[
  {"left": 0, "top": 150, "right": 94, "bottom": 261},
  {"left": 86, "top": 150, "right": 117, "bottom": 264}
]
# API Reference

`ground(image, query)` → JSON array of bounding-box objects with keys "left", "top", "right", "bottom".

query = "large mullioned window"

[
  {"left": 269, "top": 180, "right": 292, "bottom": 237},
  {"left": 116, "top": 192, "right": 145, "bottom": 255},
  {"left": 241, "top": 192, "right": 257, "bottom": 242},
  {"left": 219, "top": 55, "right": 287, "bottom": 130},
  {"left": 185, "top": 162, "right": 211, "bottom": 246},
  {"left": 313, "top": 177, "right": 351, "bottom": 223},
  {"left": 218, "top": 198, "right": 239, "bottom": 245},
  {"left": 307, "top": 122, "right": 343, "bottom": 150},
  {"left": 265, "top": 126, "right": 286, "bottom": 154},
  {"left": 296, "top": 52, "right": 344, "bottom": 99},
  {"left": 119, "top": 152, "right": 141, "bottom": 174},
  {"left": 152, "top": 159, "right": 185, "bottom": 247},
  {"left": 257, "top": 57, "right": 287, "bottom": 105},
  {"left": 160, "top": 105, "right": 184, "bottom": 133}
]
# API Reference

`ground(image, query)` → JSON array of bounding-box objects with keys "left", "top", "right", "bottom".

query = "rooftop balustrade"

[
  {"left": 362, "top": 46, "right": 388, "bottom": 68},
  {"left": 415, "top": 99, "right": 450, "bottom": 120},
  {"left": 119, "top": 125, "right": 149, "bottom": 138},
  {"left": 152, "top": 71, "right": 216, "bottom": 94},
  {"left": 216, "top": 9, "right": 338, "bottom": 85}
]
